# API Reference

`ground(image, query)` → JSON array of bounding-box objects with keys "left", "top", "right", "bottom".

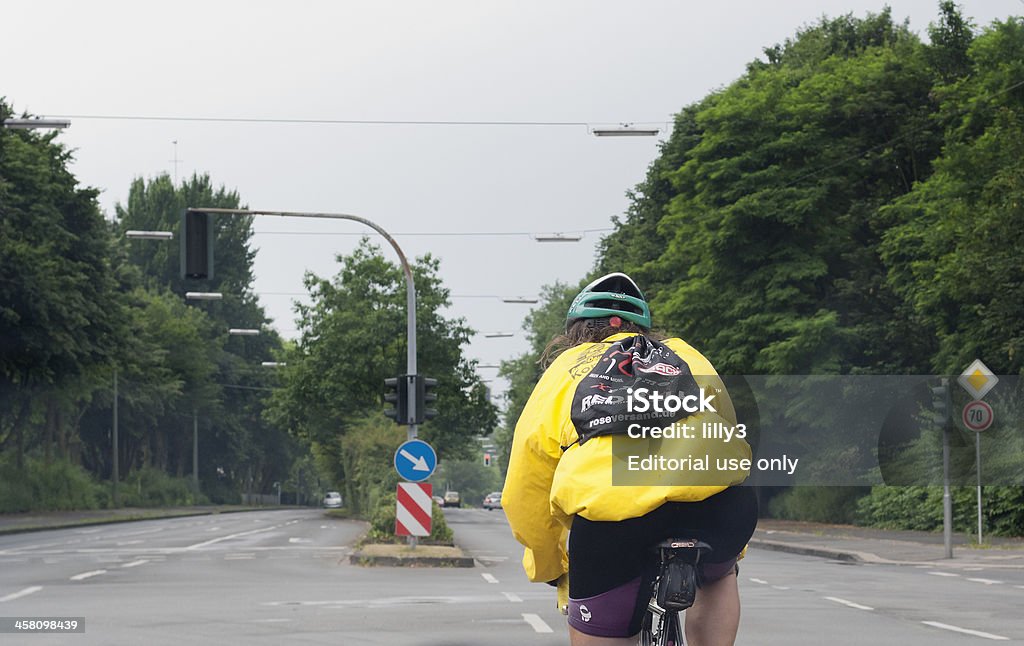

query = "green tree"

[
  {"left": 0, "top": 100, "right": 128, "bottom": 470},
  {"left": 881, "top": 17, "right": 1024, "bottom": 376},
  {"left": 266, "top": 239, "right": 497, "bottom": 514}
]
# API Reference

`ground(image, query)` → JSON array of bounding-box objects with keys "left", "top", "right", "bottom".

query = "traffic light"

[
  {"left": 415, "top": 376, "right": 439, "bottom": 424},
  {"left": 384, "top": 376, "right": 409, "bottom": 425},
  {"left": 483, "top": 453, "right": 491, "bottom": 467},
  {"left": 930, "top": 378, "right": 950, "bottom": 427},
  {"left": 181, "top": 209, "right": 214, "bottom": 280}
]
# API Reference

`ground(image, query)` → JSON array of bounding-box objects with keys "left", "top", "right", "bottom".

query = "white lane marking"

[
  {"left": 320, "top": 526, "right": 329, "bottom": 529},
  {"left": 921, "top": 621, "right": 1009, "bottom": 640},
  {"left": 186, "top": 525, "right": 280, "bottom": 550},
  {"left": 522, "top": 613, "right": 554, "bottom": 634},
  {"left": 207, "top": 527, "right": 221, "bottom": 532},
  {"left": 928, "top": 571, "right": 959, "bottom": 577},
  {"left": 503, "top": 592, "right": 523, "bottom": 603},
  {"left": 481, "top": 573, "right": 499, "bottom": 584},
  {"left": 116, "top": 540, "right": 144, "bottom": 546},
  {"left": 1015, "top": 585, "right": 1024, "bottom": 590},
  {"left": 963, "top": 567, "right": 985, "bottom": 571},
  {"left": 289, "top": 538, "right": 312, "bottom": 544},
  {"left": 121, "top": 559, "right": 149, "bottom": 569},
  {"left": 0, "top": 586, "right": 43, "bottom": 602},
  {"left": 771, "top": 585, "right": 790, "bottom": 591},
  {"left": 70, "top": 570, "right": 107, "bottom": 581},
  {"left": 253, "top": 618, "right": 292, "bottom": 623},
  {"left": 225, "top": 553, "right": 256, "bottom": 560},
  {"left": 749, "top": 578, "right": 769, "bottom": 585},
  {"left": 824, "top": 596, "right": 873, "bottom": 611},
  {"left": 967, "top": 578, "right": 1003, "bottom": 585}
]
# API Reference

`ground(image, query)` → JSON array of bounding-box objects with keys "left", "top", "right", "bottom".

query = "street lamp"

[
  {"left": 261, "top": 361, "right": 287, "bottom": 367},
  {"left": 126, "top": 230, "right": 174, "bottom": 240},
  {"left": 502, "top": 296, "right": 540, "bottom": 304},
  {"left": 185, "top": 291, "right": 223, "bottom": 300},
  {"left": 532, "top": 233, "right": 583, "bottom": 242},
  {"left": 591, "top": 124, "right": 660, "bottom": 137},
  {"left": 483, "top": 332, "right": 514, "bottom": 338},
  {"left": 229, "top": 328, "right": 260, "bottom": 336},
  {"left": 2, "top": 118, "right": 71, "bottom": 129}
]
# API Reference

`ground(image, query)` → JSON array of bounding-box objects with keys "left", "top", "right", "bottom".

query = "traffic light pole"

[{"left": 187, "top": 208, "right": 419, "bottom": 444}]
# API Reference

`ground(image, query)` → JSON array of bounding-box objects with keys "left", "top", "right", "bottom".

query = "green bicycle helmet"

[{"left": 566, "top": 272, "right": 652, "bottom": 329}]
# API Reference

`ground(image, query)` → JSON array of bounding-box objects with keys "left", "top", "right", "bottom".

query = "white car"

[{"left": 322, "top": 491, "right": 343, "bottom": 508}]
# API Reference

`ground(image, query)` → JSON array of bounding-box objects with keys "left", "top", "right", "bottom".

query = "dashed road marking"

[
  {"left": 522, "top": 613, "right": 553, "bottom": 633},
  {"left": 121, "top": 559, "right": 149, "bottom": 568},
  {"left": 186, "top": 525, "right": 280, "bottom": 550},
  {"left": 749, "top": 578, "right": 769, "bottom": 585},
  {"left": 289, "top": 538, "right": 312, "bottom": 544},
  {"left": 921, "top": 621, "right": 1009, "bottom": 640},
  {"left": 481, "top": 573, "right": 499, "bottom": 584},
  {"left": 966, "top": 578, "right": 1003, "bottom": 585},
  {"left": 70, "top": 570, "right": 107, "bottom": 581},
  {"left": 503, "top": 592, "right": 523, "bottom": 603},
  {"left": 0, "top": 586, "right": 42, "bottom": 602},
  {"left": 927, "top": 571, "right": 959, "bottom": 577},
  {"left": 225, "top": 553, "right": 256, "bottom": 560},
  {"left": 824, "top": 596, "right": 873, "bottom": 611},
  {"left": 116, "top": 540, "right": 144, "bottom": 546},
  {"left": 771, "top": 585, "right": 790, "bottom": 591}
]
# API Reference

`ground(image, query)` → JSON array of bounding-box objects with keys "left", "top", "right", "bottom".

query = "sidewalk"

[
  {"left": 0, "top": 505, "right": 269, "bottom": 535},
  {"left": 750, "top": 518, "right": 1024, "bottom": 569}
]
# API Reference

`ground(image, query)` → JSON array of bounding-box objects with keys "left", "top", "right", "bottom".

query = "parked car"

[
  {"left": 482, "top": 491, "right": 503, "bottom": 510},
  {"left": 443, "top": 491, "right": 461, "bottom": 508},
  {"left": 432, "top": 495, "right": 445, "bottom": 508},
  {"left": 322, "top": 491, "right": 343, "bottom": 509}
]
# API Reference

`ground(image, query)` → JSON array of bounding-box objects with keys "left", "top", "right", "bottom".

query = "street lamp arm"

[{"left": 186, "top": 207, "right": 417, "bottom": 376}]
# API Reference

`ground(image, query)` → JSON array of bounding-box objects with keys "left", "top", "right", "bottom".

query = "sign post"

[
  {"left": 394, "top": 439, "right": 437, "bottom": 546},
  {"left": 957, "top": 360, "right": 998, "bottom": 546}
]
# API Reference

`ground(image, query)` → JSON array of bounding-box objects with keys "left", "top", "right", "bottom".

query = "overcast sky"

[{"left": 5, "top": 0, "right": 1020, "bottom": 401}]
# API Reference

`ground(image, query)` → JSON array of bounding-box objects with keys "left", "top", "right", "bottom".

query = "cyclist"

[{"left": 503, "top": 272, "right": 758, "bottom": 646}]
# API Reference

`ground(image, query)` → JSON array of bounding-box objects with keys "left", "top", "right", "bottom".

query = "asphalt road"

[{"left": 0, "top": 508, "right": 1021, "bottom": 644}]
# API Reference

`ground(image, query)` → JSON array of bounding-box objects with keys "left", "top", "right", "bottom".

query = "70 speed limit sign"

[{"left": 962, "top": 400, "right": 994, "bottom": 432}]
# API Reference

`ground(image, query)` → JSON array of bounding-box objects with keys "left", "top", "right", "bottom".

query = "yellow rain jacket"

[{"left": 503, "top": 333, "right": 751, "bottom": 583}]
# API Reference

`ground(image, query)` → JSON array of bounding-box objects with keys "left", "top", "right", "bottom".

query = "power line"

[{"left": 42, "top": 113, "right": 667, "bottom": 129}]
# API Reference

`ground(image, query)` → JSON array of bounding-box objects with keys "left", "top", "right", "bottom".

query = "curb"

[
  {"left": 748, "top": 538, "right": 871, "bottom": 563},
  {"left": 348, "top": 551, "right": 475, "bottom": 568}
]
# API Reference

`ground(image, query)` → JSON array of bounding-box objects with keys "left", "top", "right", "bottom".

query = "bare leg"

[
  {"left": 568, "top": 626, "right": 637, "bottom": 645},
  {"left": 683, "top": 570, "right": 740, "bottom": 646}
]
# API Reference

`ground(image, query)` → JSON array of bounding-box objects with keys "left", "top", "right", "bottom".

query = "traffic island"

[{"left": 349, "top": 543, "right": 475, "bottom": 568}]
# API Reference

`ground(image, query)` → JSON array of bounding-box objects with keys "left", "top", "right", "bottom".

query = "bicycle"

[{"left": 639, "top": 538, "right": 713, "bottom": 646}]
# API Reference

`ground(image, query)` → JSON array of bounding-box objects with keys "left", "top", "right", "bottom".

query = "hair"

[{"left": 539, "top": 317, "right": 665, "bottom": 368}]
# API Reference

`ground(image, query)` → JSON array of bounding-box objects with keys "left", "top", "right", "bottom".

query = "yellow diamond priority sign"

[{"left": 957, "top": 359, "right": 998, "bottom": 400}]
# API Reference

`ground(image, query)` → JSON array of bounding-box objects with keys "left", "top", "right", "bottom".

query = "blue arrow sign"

[{"left": 394, "top": 439, "right": 437, "bottom": 482}]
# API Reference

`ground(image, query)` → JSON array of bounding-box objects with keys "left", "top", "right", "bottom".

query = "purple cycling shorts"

[{"left": 566, "top": 558, "right": 738, "bottom": 637}]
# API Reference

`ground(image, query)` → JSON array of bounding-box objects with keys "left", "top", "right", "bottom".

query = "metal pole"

[
  {"left": 976, "top": 431, "right": 983, "bottom": 544},
  {"left": 189, "top": 208, "right": 417, "bottom": 373},
  {"left": 941, "top": 379, "right": 953, "bottom": 559},
  {"left": 113, "top": 367, "right": 120, "bottom": 507},
  {"left": 193, "top": 408, "right": 199, "bottom": 495}
]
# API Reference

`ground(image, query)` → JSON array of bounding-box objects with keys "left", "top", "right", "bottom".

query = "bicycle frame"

[{"left": 639, "top": 538, "right": 712, "bottom": 646}]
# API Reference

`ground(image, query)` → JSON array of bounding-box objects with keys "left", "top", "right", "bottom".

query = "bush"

[
  {"left": 0, "top": 455, "right": 106, "bottom": 513},
  {"left": 119, "top": 467, "right": 209, "bottom": 507},
  {"left": 365, "top": 492, "right": 454, "bottom": 545},
  {"left": 856, "top": 485, "right": 1024, "bottom": 537},
  {"left": 767, "top": 486, "right": 868, "bottom": 524}
]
